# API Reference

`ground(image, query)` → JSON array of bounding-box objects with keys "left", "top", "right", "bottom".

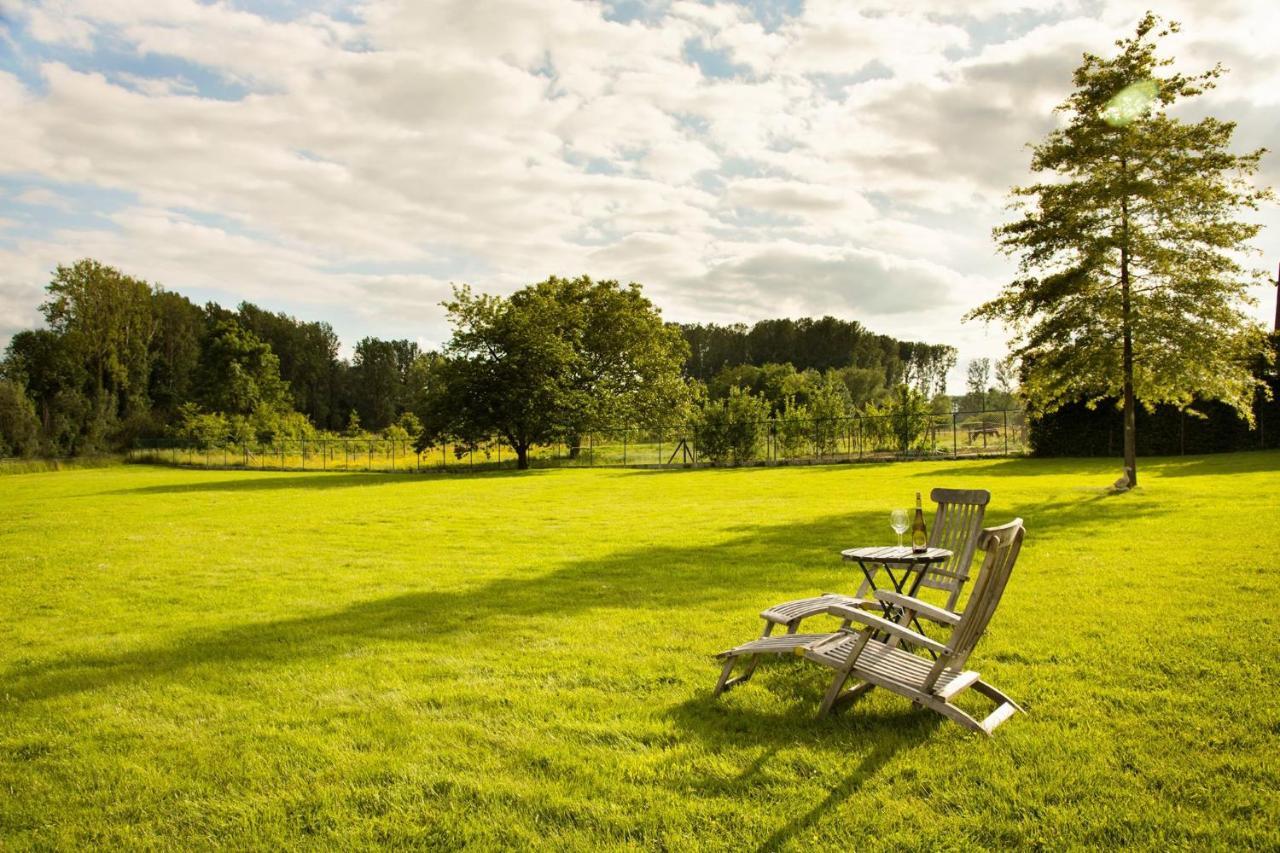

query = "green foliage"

[
  {"left": 968, "top": 13, "right": 1274, "bottom": 484},
  {"left": 350, "top": 337, "right": 420, "bottom": 431},
  {"left": 0, "top": 379, "right": 41, "bottom": 457},
  {"left": 898, "top": 341, "right": 956, "bottom": 398},
  {"left": 3, "top": 329, "right": 86, "bottom": 453},
  {"left": 708, "top": 362, "right": 876, "bottom": 420},
  {"left": 692, "top": 386, "right": 771, "bottom": 462},
  {"left": 808, "top": 370, "right": 852, "bottom": 455},
  {"left": 382, "top": 411, "right": 422, "bottom": 442},
  {"left": 680, "top": 316, "right": 955, "bottom": 398},
  {"left": 774, "top": 395, "right": 811, "bottom": 457},
  {"left": 196, "top": 318, "right": 293, "bottom": 416},
  {"left": 343, "top": 409, "right": 363, "bottom": 437},
  {"left": 425, "top": 276, "right": 690, "bottom": 468},
  {"left": 176, "top": 403, "right": 231, "bottom": 448},
  {"left": 148, "top": 290, "right": 204, "bottom": 415},
  {"left": 867, "top": 384, "right": 931, "bottom": 453},
  {"left": 249, "top": 406, "right": 316, "bottom": 444},
  {"left": 41, "top": 259, "right": 155, "bottom": 417},
  {"left": 237, "top": 302, "right": 343, "bottom": 429},
  {"left": 836, "top": 365, "right": 887, "bottom": 408}
]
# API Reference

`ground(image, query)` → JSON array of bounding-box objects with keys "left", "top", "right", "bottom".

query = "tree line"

[
  {"left": 0, "top": 259, "right": 427, "bottom": 457},
  {"left": 0, "top": 261, "right": 967, "bottom": 466},
  {"left": 679, "top": 318, "right": 956, "bottom": 399}
]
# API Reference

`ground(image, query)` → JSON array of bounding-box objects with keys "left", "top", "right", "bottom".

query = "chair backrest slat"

[
  {"left": 921, "top": 488, "right": 990, "bottom": 610},
  {"left": 948, "top": 518, "right": 1024, "bottom": 663}
]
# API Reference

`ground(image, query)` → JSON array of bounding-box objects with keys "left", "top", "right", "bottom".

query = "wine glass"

[{"left": 890, "top": 508, "right": 909, "bottom": 548}]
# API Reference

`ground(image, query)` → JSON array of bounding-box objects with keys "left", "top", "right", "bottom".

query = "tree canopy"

[
  {"left": 421, "top": 276, "right": 690, "bottom": 469},
  {"left": 968, "top": 13, "right": 1273, "bottom": 486}
]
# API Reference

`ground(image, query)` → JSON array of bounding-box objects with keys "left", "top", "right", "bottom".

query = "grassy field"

[{"left": 2, "top": 453, "right": 1278, "bottom": 849}]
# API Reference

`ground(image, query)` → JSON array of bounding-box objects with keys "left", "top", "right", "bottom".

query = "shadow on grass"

[
  {"left": 1139, "top": 449, "right": 1280, "bottom": 478},
  {"left": 3, "top": 486, "right": 1172, "bottom": 707},
  {"left": 666, "top": 694, "right": 941, "bottom": 850},
  {"left": 4, "top": 511, "right": 866, "bottom": 703},
  {"left": 755, "top": 738, "right": 903, "bottom": 852},
  {"left": 111, "top": 466, "right": 556, "bottom": 494}
]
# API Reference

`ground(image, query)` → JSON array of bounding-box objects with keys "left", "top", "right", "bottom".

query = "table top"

[{"left": 841, "top": 546, "right": 951, "bottom": 564}]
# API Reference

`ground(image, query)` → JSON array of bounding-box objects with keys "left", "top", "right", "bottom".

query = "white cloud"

[{"left": 1, "top": 0, "right": 1277, "bottom": 386}]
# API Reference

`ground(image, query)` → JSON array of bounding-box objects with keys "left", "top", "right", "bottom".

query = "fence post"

[
  {"left": 953, "top": 412, "right": 958, "bottom": 458},
  {"left": 1004, "top": 410, "right": 1009, "bottom": 456},
  {"left": 589, "top": 433, "right": 594, "bottom": 466},
  {"left": 658, "top": 431, "right": 663, "bottom": 468},
  {"left": 623, "top": 429, "right": 628, "bottom": 466}
]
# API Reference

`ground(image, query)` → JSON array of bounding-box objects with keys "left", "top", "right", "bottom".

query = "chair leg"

[
  {"left": 817, "top": 669, "right": 854, "bottom": 717},
  {"left": 972, "top": 679, "right": 1025, "bottom": 714},
  {"left": 829, "top": 680, "right": 874, "bottom": 713},
  {"left": 922, "top": 696, "right": 988, "bottom": 735},
  {"left": 715, "top": 622, "right": 779, "bottom": 696},
  {"left": 713, "top": 657, "right": 739, "bottom": 696}
]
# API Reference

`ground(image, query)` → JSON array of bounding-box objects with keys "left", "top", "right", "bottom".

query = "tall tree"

[
  {"left": 237, "top": 303, "right": 342, "bottom": 428},
  {"left": 40, "top": 259, "right": 155, "bottom": 417},
  {"left": 968, "top": 14, "right": 1272, "bottom": 487},
  {"left": 966, "top": 358, "right": 991, "bottom": 410},
  {"left": 149, "top": 289, "right": 205, "bottom": 415},
  {"left": 426, "top": 277, "right": 689, "bottom": 469},
  {"left": 350, "top": 337, "right": 420, "bottom": 431},
  {"left": 195, "top": 318, "right": 292, "bottom": 415},
  {"left": 3, "top": 329, "right": 85, "bottom": 441}
]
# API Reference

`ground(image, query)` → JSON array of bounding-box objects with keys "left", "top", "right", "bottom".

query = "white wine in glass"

[{"left": 890, "top": 508, "right": 909, "bottom": 548}]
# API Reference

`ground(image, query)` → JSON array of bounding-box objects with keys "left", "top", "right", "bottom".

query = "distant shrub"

[
  {"left": 694, "top": 387, "right": 770, "bottom": 463},
  {"left": 0, "top": 379, "right": 41, "bottom": 458}
]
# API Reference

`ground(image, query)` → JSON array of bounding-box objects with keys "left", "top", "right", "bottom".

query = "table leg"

[
  {"left": 857, "top": 558, "right": 905, "bottom": 642},
  {"left": 902, "top": 562, "right": 938, "bottom": 659}
]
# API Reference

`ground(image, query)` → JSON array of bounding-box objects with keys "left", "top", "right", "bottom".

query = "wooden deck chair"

[
  {"left": 761, "top": 488, "right": 990, "bottom": 633},
  {"left": 716, "top": 489, "right": 990, "bottom": 693},
  {"left": 715, "top": 519, "right": 1025, "bottom": 734}
]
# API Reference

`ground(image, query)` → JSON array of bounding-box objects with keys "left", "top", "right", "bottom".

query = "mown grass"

[{"left": 2, "top": 452, "right": 1278, "bottom": 849}]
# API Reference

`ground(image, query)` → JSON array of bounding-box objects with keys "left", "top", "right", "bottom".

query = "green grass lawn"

[{"left": 2, "top": 453, "right": 1279, "bottom": 849}]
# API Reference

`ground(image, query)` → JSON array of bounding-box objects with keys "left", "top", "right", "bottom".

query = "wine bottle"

[{"left": 911, "top": 492, "right": 928, "bottom": 553}]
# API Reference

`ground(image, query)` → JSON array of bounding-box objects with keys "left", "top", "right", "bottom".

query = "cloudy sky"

[{"left": 1, "top": 0, "right": 1277, "bottom": 389}]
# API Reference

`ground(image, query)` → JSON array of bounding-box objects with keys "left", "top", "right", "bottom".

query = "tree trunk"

[
  {"left": 1120, "top": 182, "right": 1138, "bottom": 489},
  {"left": 516, "top": 444, "right": 530, "bottom": 470}
]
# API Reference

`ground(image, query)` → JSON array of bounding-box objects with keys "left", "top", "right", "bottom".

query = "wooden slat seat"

[{"left": 801, "top": 633, "right": 971, "bottom": 694}]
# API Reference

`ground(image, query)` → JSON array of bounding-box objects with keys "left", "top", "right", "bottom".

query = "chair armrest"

[
  {"left": 823, "top": 595, "right": 879, "bottom": 610},
  {"left": 872, "top": 591, "right": 961, "bottom": 626},
  {"left": 824, "top": 605, "right": 949, "bottom": 655}
]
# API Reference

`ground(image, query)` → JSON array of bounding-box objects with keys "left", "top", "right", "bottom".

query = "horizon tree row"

[
  {"left": 0, "top": 261, "right": 972, "bottom": 461},
  {"left": 0, "top": 259, "right": 426, "bottom": 457}
]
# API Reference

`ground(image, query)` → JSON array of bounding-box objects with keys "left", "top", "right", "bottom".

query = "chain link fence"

[{"left": 130, "top": 409, "right": 1027, "bottom": 472}]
